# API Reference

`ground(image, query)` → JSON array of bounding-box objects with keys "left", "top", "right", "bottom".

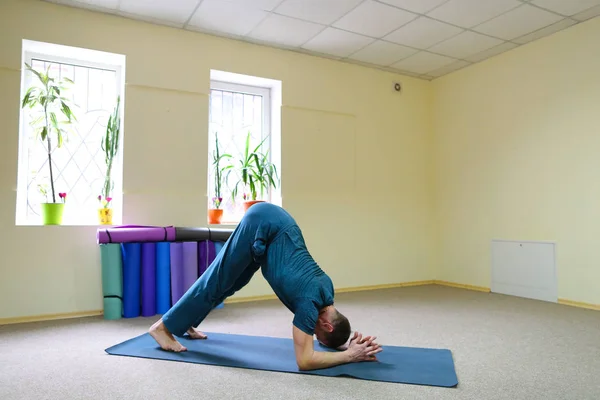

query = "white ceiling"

[{"left": 42, "top": 0, "right": 600, "bottom": 80}]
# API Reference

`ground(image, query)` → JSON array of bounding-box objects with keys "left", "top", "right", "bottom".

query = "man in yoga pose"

[{"left": 149, "top": 202, "right": 382, "bottom": 371}]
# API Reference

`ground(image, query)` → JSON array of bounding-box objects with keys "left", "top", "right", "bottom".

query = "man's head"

[{"left": 314, "top": 305, "right": 351, "bottom": 349}]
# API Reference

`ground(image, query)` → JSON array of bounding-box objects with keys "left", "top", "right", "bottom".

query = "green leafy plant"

[
  {"left": 211, "top": 132, "right": 233, "bottom": 209},
  {"left": 21, "top": 63, "right": 76, "bottom": 203},
  {"left": 231, "top": 131, "right": 279, "bottom": 202},
  {"left": 100, "top": 95, "right": 121, "bottom": 209}
]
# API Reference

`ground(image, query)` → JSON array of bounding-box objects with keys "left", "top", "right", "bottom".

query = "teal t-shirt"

[
  {"left": 245, "top": 203, "right": 335, "bottom": 335},
  {"left": 261, "top": 226, "right": 335, "bottom": 335}
]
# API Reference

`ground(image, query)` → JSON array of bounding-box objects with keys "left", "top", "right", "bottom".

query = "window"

[
  {"left": 16, "top": 40, "right": 125, "bottom": 225},
  {"left": 208, "top": 70, "right": 282, "bottom": 224}
]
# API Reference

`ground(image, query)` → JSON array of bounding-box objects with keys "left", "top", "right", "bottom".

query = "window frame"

[
  {"left": 16, "top": 48, "right": 125, "bottom": 226},
  {"left": 208, "top": 79, "right": 274, "bottom": 221}
]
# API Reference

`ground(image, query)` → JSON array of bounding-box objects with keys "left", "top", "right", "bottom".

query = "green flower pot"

[{"left": 41, "top": 203, "right": 65, "bottom": 225}]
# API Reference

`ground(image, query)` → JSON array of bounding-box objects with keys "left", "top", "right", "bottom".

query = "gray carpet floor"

[{"left": 1, "top": 285, "right": 599, "bottom": 400}]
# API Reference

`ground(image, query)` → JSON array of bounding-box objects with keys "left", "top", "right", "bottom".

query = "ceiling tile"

[
  {"left": 119, "top": 0, "right": 200, "bottom": 25},
  {"left": 427, "top": 59, "right": 470, "bottom": 77},
  {"left": 572, "top": 4, "right": 600, "bottom": 20},
  {"left": 464, "top": 41, "right": 519, "bottom": 63},
  {"left": 333, "top": 0, "right": 418, "bottom": 38},
  {"left": 384, "top": 16, "right": 463, "bottom": 49},
  {"left": 428, "top": 0, "right": 522, "bottom": 28},
  {"left": 398, "top": 70, "right": 425, "bottom": 78},
  {"left": 187, "top": 0, "right": 268, "bottom": 36},
  {"left": 512, "top": 18, "right": 578, "bottom": 44},
  {"left": 530, "top": 0, "right": 600, "bottom": 16},
  {"left": 378, "top": 0, "right": 449, "bottom": 14},
  {"left": 301, "top": 27, "right": 374, "bottom": 58},
  {"left": 474, "top": 4, "right": 564, "bottom": 40},
  {"left": 217, "top": 0, "right": 283, "bottom": 11},
  {"left": 428, "top": 30, "right": 504, "bottom": 59},
  {"left": 247, "top": 14, "right": 324, "bottom": 47},
  {"left": 274, "top": 0, "right": 363, "bottom": 25},
  {"left": 68, "top": 0, "right": 120, "bottom": 9},
  {"left": 348, "top": 40, "right": 417, "bottom": 66},
  {"left": 391, "top": 51, "right": 456, "bottom": 74}
]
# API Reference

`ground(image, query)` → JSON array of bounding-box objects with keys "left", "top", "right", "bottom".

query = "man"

[{"left": 149, "top": 202, "right": 382, "bottom": 371}]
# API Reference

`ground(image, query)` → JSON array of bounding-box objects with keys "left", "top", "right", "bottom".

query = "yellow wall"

[
  {"left": 0, "top": 0, "right": 435, "bottom": 319},
  {"left": 432, "top": 17, "right": 600, "bottom": 305}
]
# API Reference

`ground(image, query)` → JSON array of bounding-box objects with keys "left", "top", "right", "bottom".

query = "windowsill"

[
  {"left": 15, "top": 223, "right": 121, "bottom": 227},
  {"left": 208, "top": 222, "right": 238, "bottom": 229}
]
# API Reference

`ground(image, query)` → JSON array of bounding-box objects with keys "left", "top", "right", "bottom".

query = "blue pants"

[{"left": 161, "top": 204, "right": 293, "bottom": 336}]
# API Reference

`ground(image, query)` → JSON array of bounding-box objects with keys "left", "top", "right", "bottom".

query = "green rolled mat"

[
  {"left": 100, "top": 243, "right": 123, "bottom": 320},
  {"left": 103, "top": 298, "right": 123, "bottom": 320}
]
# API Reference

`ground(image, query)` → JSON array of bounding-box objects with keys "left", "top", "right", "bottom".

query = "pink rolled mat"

[{"left": 97, "top": 225, "right": 176, "bottom": 244}]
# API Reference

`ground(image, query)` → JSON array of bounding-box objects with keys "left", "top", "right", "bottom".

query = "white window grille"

[
  {"left": 208, "top": 80, "right": 272, "bottom": 223},
  {"left": 16, "top": 40, "right": 125, "bottom": 225}
]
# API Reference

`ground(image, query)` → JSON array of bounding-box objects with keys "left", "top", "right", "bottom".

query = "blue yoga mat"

[
  {"left": 155, "top": 242, "right": 171, "bottom": 314},
  {"left": 213, "top": 241, "right": 224, "bottom": 309},
  {"left": 105, "top": 332, "right": 458, "bottom": 387},
  {"left": 141, "top": 243, "right": 156, "bottom": 317},
  {"left": 121, "top": 243, "right": 141, "bottom": 318}
]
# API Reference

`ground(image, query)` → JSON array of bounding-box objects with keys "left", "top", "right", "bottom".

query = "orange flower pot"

[
  {"left": 208, "top": 208, "right": 223, "bottom": 224},
  {"left": 243, "top": 200, "right": 265, "bottom": 211}
]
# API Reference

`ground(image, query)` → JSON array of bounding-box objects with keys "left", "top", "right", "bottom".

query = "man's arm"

[{"left": 292, "top": 326, "right": 382, "bottom": 371}]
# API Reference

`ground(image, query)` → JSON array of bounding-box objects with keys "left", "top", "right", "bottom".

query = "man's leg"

[{"left": 149, "top": 221, "right": 264, "bottom": 351}]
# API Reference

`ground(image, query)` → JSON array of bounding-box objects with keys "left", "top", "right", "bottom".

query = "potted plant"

[
  {"left": 231, "top": 131, "right": 279, "bottom": 212},
  {"left": 21, "top": 63, "right": 76, "bottom": 225},
  {"left": 208, "top": 132, "right": 232, "bottom": 224},
  {"left": 98, "top": 95, "right": 121, "bottom": 225}
]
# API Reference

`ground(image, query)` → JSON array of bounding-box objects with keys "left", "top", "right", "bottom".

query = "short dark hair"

[{"left": 323, "top": 310, "right": 351, "bottom": 349}]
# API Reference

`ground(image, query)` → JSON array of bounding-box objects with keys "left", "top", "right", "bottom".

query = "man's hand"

[
  {"left": 345, "top": 331, "right": 383, "bottom": 362},
  {"left": 293, "top": 326, "right": 383, "bottom": 371}
]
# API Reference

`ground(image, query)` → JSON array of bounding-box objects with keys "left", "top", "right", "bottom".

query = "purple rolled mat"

[
  {"left": 198, "top": 241, "right": 207, "bottom": 277},
  {"left": 197, "top": 240, "right": 217, "bottom": 276},
  {"left": 169, "top": 243, "right": 185, "bottom": 305},
  {"left": 97, "top": 225, "right": 176, "bottom": 244},
  {"left": 141, "top": 243, "right": 157, "bottom": 317},
  {"left": 208, "top": 241, "right": 216, "bottom": 269},
  {"left": 182, "top": 242, "right": 198, "bottom": 292}
]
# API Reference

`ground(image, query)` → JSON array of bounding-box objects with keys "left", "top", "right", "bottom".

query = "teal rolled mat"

[
  {"left": 103, "top": 298, "right": 122, "bottom": 320},
  {"left": 100, "top": 244, "right": 123, "bottom": 320}
]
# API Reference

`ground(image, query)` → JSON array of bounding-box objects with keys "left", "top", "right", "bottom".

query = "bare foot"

[
  {"left": 187, "top": 326, "right": 208, "bottom": 339},
  {"left": 149, "top": 319, "right": 187, "bottom": 352}
]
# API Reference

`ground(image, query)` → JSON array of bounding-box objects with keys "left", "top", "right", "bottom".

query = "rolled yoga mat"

[
  {"left": 169, "top": 243, "right": 185, "bottom": 305},
  {"left": 100, "top": 244, "right": 123, "bottom": 320},
  {"left": 97, "top": 225, "right": 176, "bottom": 244},
  {"left": 141, "top": 243, "right": 157, "bottom": 317},
  {"left": 122, "top": 242, "right": 142, "bottom": 318},
  {"left": 155, "top": 242, "right": 171, "bottom": 314},
  {"left": 212, "top": 241, "right": 225, "bottom": 309},
  {"left": 182, "top": 242, "right": 198, "bottom": 292},
  {"left": 197, "top": 240, "right": 217, "bottom": 276},
  {"left": 174, "top": 227, "right": 233, "bottom": 242},
  {"left": 105, "top": 332, "right": 458, "bottom": 388}
]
